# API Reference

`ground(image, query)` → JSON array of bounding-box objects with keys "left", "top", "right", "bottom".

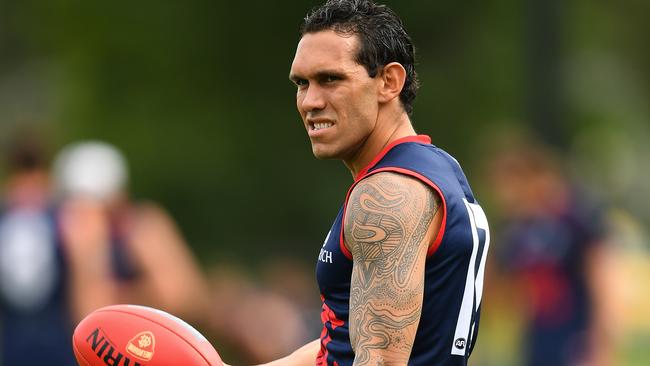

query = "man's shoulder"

[
  {"left": 354, "top": 171, "right": 437, "bottom": 197},
  {"left": 345, "top": 171, "right": 441, "bottom": 229}
]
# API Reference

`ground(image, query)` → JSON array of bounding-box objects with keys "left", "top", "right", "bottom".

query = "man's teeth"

[{"left": 313, "top": 123, "right": 333, "bottom": 131}]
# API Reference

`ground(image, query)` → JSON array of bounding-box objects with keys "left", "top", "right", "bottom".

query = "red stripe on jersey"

[
  {"left": 317, "top": 295, "right": 345, "bottom": 366},
  {"left": 355, "top": 135, "right": 431, "bottom": 181}
]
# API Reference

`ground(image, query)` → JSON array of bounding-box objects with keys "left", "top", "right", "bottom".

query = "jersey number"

[{"left": 450, "top": 199, "right": 490, "bottom": 356}]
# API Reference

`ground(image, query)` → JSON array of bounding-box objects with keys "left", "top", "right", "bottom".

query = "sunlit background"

[{"left": 1, "top": 0, "right": 648, "bottom": 365}]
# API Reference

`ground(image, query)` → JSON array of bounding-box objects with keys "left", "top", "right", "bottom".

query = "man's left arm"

[{"left": 344, "top": 172, "right": 442, "bottom": 365}]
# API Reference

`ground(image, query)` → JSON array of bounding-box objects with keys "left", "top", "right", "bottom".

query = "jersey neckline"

[{"left": 354, "top": 135, "right": 432, "bottom": 181}]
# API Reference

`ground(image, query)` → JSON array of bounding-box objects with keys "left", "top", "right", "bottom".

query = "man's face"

[{"left": 289, "top": 30, "right": 380, "bottom": 161}]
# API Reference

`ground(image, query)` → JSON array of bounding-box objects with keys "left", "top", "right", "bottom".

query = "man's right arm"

[
  {"left": 225, "top": 339, "right": 320, "bottom": 366},
  {"left": 259, "top": 339, "right": 320, "bottom": 366}
]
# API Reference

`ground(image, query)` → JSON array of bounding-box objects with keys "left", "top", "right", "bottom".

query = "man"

[{"left": 234, "top": 1, "right": 489, "bottom": 365}]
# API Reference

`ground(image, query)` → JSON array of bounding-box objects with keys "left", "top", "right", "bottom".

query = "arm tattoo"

[{"left": 345, "top": 173, "right": 441, "bottom": 365}]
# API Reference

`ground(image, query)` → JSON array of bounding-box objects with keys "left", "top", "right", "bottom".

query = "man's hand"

[{"left": 224, "top": 339, "right": 320, "bottom": 366}]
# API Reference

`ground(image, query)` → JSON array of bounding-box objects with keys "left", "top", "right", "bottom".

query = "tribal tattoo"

[{"left": 345, "top": 172, "right": 441, "bottom": 365}]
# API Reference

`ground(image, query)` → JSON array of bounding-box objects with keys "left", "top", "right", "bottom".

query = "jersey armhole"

[{"left": 339, "top": 167, "right": 448, "bottom": 260}]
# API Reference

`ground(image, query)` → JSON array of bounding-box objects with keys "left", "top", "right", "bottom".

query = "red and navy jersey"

[{"left": 316, "top": 135, "right": 490, "bottom": 366}]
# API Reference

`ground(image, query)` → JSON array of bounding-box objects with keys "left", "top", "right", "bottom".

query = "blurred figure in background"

[
  {"left": 0, "top": 134, "right": 77, "bottom": 366},
  {"left": 206, "top": 259, "right": 315, "bottom": 364},
  {"left": 486, "top": 136, "right": 617, "bottom": 366},
  {"left": 52, "top": 140, "right": 211, "bottom": 325},
  {"left": 0, "top": 136, "right": 313, "bottom": 365}
]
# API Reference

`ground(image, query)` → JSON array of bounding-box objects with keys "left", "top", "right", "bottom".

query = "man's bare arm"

[
  {"left": 222, "top": 339, "right": 319, "bottom": 366},
  {"left": 344, "top": 172, "right": 441, "bottom": 365},
  {"left": 257, "top": 339, "right": 320, "bottom": 366}
]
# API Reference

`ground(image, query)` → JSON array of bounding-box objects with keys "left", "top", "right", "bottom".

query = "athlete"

[
  {"left": 230, "top": 1, "right": 490, "bottom": 365},
  {"left": 487, "top": 138, "right": 615, "bottom": 366},
  {"left": 0, "top": 135, "right": 77, "bottom": 366}
]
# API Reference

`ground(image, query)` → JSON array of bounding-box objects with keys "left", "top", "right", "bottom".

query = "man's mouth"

[{"left": 312, "top": 122, "right": 333, "bottom": 131}]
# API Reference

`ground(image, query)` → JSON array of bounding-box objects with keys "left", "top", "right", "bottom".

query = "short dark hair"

[{"left": 301, "top": 0, "right": 419, "bottom": 115}]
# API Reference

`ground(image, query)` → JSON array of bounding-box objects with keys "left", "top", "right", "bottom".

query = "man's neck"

[{"left": 344, "top": 110, "right": 416, "bottom": 178}]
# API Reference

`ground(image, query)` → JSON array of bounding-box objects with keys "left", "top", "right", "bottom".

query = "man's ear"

[{"left": 377, "top": 62, "right": 407, "bottom": 104}]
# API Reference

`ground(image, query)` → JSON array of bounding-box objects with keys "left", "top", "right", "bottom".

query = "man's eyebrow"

[
  {"left": 314, "top": 70, "right": 346, "bottom": 79},
  {"left": 289, "top": 69, "right": 346, "bottom": 82}
]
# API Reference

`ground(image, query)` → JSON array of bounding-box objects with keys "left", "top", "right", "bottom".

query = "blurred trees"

[{"left": 1, "top": 0, "right": 648, "bottom": 262}]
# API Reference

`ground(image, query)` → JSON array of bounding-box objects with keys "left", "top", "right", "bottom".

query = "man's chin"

[{"left": 311, "top": 145, "right": 338, "bottom": 160}]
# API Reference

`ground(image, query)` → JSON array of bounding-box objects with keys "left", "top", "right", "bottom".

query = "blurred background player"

[
  {"left": 0, "top": 137, "right": 213, "bottom": 365},
  {"left": 54, "top": 140, "right": 313, "bottom": 364},
  {"left": 52, "top": 140, "right": 211, "bottom": 324},
  {"left": 0, "top": 135, "right": 313, "bottom": 365},
  {"left": 206, "top": 260, "right": 314, "bottom": 364},
  {"left": 486, "top": 135, "right": 617, "bottom": 366},
  {"left": 0, "top": 133, "right": 76, "bottom": 366}
]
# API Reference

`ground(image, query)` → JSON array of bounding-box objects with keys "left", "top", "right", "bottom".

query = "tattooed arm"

[{"left": 344, "top": 172, "right": 442, "bottom": 365}]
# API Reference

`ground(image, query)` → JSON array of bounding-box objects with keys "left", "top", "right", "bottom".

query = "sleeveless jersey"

[{"left": 315, "top": 135, "right": 490, "bottom": 366}]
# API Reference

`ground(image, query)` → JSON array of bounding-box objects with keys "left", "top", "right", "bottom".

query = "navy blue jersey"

[
  {"left": 316, "top": 135, "right": 490, "bottom": 366},
  {"left": 498, "top": 189, "right": 604, "bottom": 366}
]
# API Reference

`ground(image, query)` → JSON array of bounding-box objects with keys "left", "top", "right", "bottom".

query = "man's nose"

[{"left": 300, "top": 84, "right": 326, "bottom": 112}]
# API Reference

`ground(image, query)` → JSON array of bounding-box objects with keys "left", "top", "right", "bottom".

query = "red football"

[{"left": 73, "top": 304, "right": 223, "bottom": 366}]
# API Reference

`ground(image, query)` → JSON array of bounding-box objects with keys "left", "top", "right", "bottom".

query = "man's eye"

[
  {"left": 295, "top": 79, "right": 308, "bottom": 87},
  {"left": 325, "top": 75, "right": 340, "bottom": 82}
]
